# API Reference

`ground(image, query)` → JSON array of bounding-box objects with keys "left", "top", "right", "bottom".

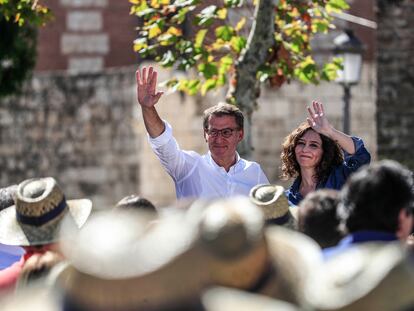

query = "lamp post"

[{"left": 333, "top": 29, "right": 364, "bottom": 134}]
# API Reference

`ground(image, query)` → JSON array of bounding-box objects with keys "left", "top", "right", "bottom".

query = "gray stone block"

[
  {"left": 67, "top": 11, "right": 103, "bottom": 31},
  {"left": 61, "top": 34, "right": 109, "bottom": 54}
]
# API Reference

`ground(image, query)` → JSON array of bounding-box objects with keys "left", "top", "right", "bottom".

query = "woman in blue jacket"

[{"left": 281, "top": 101, "right": 371, "bottom": 205}]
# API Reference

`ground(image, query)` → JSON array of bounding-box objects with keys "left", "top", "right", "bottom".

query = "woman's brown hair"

[{"left": 280, "top": 122, "right": 344, "bottom": 183}]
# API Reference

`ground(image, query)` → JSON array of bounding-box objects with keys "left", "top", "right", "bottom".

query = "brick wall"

[
  {"left": 376, "top": 0, "right": 414, "bottom": 169},
  {"left": 36, "top": 0, "right": 138, "bottom": 72}
]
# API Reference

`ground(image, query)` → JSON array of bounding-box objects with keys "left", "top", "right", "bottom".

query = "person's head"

[
  {"left": 338, "top": 160, "right": 414, "bottom": 239},
  {"left": 280, "top": 122, "right": 343, "bottom": 182},
  {"left": 203, "top": 103, "right": 244, "bottom": 164},
  {"left": 298, "top": 189, "right": 342, "bottom": 248},
  {"left": 115, "top": 194, "right": 156, "bottom": 213}
]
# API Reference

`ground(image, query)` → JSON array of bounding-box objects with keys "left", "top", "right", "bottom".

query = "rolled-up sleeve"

[
  {"left": 147, "top": 121, "right": 198, "bottom": 183},
  {"left": 148, "top": 120, "right": 173, "bottom": 149},
  {"left": 343, "top": 136, "right": 371, "bottom": 170}
]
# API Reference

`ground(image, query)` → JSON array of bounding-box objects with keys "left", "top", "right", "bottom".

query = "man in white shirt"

[{"left": 136, "top": 66, "right": 269, "bottom": 199}]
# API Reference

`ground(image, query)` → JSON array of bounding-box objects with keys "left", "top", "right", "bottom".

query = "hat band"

[
  {"left": 16, "top": 196, "right": 68, "bottom": 226},
  {"left": 265, "top": 213, "right": 290, "bottom": 226}
]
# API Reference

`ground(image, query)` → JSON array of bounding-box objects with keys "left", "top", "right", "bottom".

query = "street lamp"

[{"left": 333, "top": 29, "right": 364, "bottom": 134}]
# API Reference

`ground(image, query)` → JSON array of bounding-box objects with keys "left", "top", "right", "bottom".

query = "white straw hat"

[{"left": 0, "top": 177, "right": 92, "bottom": 246}]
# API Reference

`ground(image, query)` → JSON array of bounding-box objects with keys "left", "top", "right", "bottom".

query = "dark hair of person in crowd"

[
  {"left": 280, "top": 122, "right": 343, "bottom": 183},
  {"left": 115, "top": 194, "right": 156, "bottom": 213},
  {"left": 203, "top": 103, "right": 244, "bottom": 131},
  {"left": 338, "top": 160, "right": 414, "bottom": 234},
  {"left": 298, "top": 189, "right": 343, "bottom": 249}
]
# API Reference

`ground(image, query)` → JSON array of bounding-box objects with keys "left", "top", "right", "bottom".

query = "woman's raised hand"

[
  {"left": 306, "top": 101, "right": 332, "bottom": 136},
  {"left": 136, "top": 66, "right": 163, "bottom": 108}
]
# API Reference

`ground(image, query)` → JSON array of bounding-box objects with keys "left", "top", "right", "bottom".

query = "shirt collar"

[
  {"left": 207, "top": 151, "right": 241, "bottom": 172},
  {"left": 340, "top": 231, "right": 398, "bottom": 245}
]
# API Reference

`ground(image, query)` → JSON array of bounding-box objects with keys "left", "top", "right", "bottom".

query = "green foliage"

[
  {"left": 130, "top": 0, "right": 349, "bottom": 95},
  {"left": 0, "top": 0, "right": 52, "bottom": 98}
]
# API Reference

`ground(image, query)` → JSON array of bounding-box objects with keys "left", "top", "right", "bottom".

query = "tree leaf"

[
  {"left": 235, "top": 17, "right": 246, "bottom": 32},
  {"left": 148, "top": 23, "right": 162, "bottom": 38},
  {"left": 215, "top": 25, "right": 234, "bottom": 42},
  {"left": 195, "top": 5, "right": 217, "bottom": 27},
  {"left": 217, "top": 7, "right": 227, "bottom": 19},
  {"left": 198, "top": 62, "right": 218, "bottom": 79},
  {"left": 195, "top": 29, "right": 208, "bottom": 48},
  {"left": 219, "top": 54, "right": 233, "bottom": 74},
  {"left": 230, "top": 36, "right": 246, "bottom": 53},
  {"left": 321, "top": 62, "right": 339, "bottom": 81},
  {"left": 326, "top": 0, "right": 350, "bottom": 13},
  {"left": 133, "top": 37, "right": 148, "bottom": 51},
  {"left": 224, "top": 0, "right": 244, "bottom": 8},
  {"left": 160, "top": 50, "right": 176, "bottom": 66},
  {"left": 201, "top": 78, "right": 217, "bottom": 95}
]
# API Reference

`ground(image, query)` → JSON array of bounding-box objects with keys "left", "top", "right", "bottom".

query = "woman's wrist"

[{"left": 320, "top": 125, "right": 336, "bottom": 139}]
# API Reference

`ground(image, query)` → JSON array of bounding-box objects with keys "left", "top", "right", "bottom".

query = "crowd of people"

[{"left": 0, "top": 66, "right": 412, "bottom": 310}]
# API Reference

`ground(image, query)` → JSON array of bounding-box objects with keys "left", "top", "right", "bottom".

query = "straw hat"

[
  {"left": 58, "top": 208, "right": 202, "bottom": 310},
  {"left": 250, "top": 184, "right": 297, "bottom": 229},
  {"left": 0, "top": 177, "right": 92, "bottom": 246},
  {"left": 202, "top": 287, "right": 301, "bottom": 311},
  {"left": 57, "top": 198, "right": 321, "bottom": 310},
  {"left": 57, "top": 198, "right": 269, "bottom": 310},
  {"left": 258, "top": 226, "right": 323, "bottom": 304},
  {"left": 304, "top": 242, "right": 414, "bottom": 311},
  {"left": 2, "top": 287, "right": 60, "bottom": 311}
]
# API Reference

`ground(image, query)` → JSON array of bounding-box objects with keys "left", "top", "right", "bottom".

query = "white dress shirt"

[{"left": 149, "top": 121, "right": 269, "bottom": 199}]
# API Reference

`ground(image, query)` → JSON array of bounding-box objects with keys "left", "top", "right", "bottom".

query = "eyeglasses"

[{"left": 205, "top": 128, "right": 239, "bottom": 138}]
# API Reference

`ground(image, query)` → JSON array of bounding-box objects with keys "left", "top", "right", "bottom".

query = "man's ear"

[
  {"left": 203, "top": 130, "right": 208, "bottom": 142},
  {"left": 238, "top": 129, "right": 244, "bottom": 142},
  {"left": 396, "top": 208, "right": 413, "bottom": 241}
]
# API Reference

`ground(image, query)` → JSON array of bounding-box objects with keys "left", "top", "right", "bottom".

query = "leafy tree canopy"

[
  {"left": 130, "top": 0, "right": 348, "bottom": 98},
  {"left": 0, "top": 0, "right": 51, "bottom": 98}
]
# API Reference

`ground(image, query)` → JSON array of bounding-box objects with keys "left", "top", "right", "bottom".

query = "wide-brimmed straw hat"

[
  {"left": 57, "top": 198, "right": 268, "bottom": 310},
  {"left": 0, "top": 177, "right": 92, "bottom": 246},
  {"left": 2, "top": 287, "right": 60, "bottom": 311},
  {"left": 250, "top": 184, "right": 297, "bottom": 229},
  {"left": 57, "top": 197, "right": 321, "bottom": 310},
  {"left": 258, "top": 226, "right": 322, "bottom": 304},
  {"left": 303, "top": 242, "right": 414, "bottom": 311}
]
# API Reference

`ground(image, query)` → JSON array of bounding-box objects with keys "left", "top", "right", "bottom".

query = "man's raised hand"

[{"left": 136, "top": 66, "right": 163, "bottom": 108}]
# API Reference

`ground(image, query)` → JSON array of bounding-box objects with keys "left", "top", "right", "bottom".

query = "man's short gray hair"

[{"left": 203, "top": 102, "right": 244, "bottom": 130}]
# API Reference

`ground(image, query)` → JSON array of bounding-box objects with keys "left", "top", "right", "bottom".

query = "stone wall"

[
  {"left": 0, "top": 63, "right": 376, "bottom": 208},
  {"left": 376, "top": 0, "right": 414, "bottom": 169},
  {"left": 0, "top": 67, "right": 138, "bottom": 208}
]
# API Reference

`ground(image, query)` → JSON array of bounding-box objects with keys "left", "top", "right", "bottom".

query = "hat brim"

[
  {"left": 250, "top": 184, "right": 291, "bottom": 220},
  {"left": 262, "top": 226, "right": 323, "bottom": 303},
  {"left": 0, "top": 199, "right": 92, "bottom": 246},
  {"left": 202, "top": 287, "right": 300, "bottom": 311},
  {"left": 304, "top": 242, "right": 414, "bottom": 311}
]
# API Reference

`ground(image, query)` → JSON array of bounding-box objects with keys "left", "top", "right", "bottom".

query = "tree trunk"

[
  {"left": 228, "top": 0, "right": 277, "bottom": 158},
  {"left": 376, "top": 0, "right": 414, "bottom": 169}
]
